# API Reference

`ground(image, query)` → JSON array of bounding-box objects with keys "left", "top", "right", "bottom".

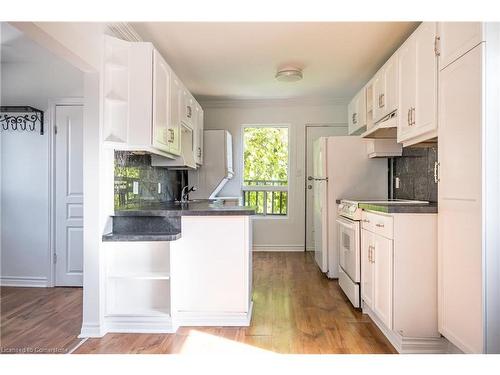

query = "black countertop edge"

[
  {"left": 113, "top": 201, "right": 256, "bottom": 217},
  {"left": 358, "top": 202, "right": 438, "bottom": 214},
  {"left": 102, "top": 232, "right": 182, "bottom": 242},
  {"left": 113, "top": 209, "right": 256, "bottom": 217}
]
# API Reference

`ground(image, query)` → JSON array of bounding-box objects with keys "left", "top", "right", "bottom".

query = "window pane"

[{"left": 243, "top": 127, "right": 288, "bottom": 187}]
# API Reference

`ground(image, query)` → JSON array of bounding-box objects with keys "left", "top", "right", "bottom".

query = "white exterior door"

[
  {"left": 55, "top": 105, "right": 84, "bottom": 286},
  {"left": 313, "top": 138, "right": 328, "bottom": 272},
  {"left": 438, "top": 43, "right": 484, "bottom": 353}
]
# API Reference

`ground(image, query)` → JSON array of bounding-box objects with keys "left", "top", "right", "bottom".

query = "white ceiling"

[
  {"left": 132, "top": 22, "right": 419, "bottom": 102},
  {"left": 1, "top": 22, "right": 58, "bottom": 64}
]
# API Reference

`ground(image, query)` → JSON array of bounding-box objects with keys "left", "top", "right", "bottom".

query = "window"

[{"left": 242, "top": 125, "right": 289, "bottom": 216}]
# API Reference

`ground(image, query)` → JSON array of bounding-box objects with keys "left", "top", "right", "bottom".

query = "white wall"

[
  {"left": 1, "top": 58, "right": 83, "bottom": 286},
  {"left": 202, "top": 99, "right": 348, "bottom": 250}
]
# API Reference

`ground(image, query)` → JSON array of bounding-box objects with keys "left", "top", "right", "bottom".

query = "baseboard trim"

[
  {"left": 253, "top": 245, "right": 304, "bottom": 252},
  {"left": 79, "top": 323, "right": 104, "bottom": 338},
  {"left": 174, "top": 301, "right": 254, "bottom": 327},
  {"left": 362, "top": 302, "right": 447, "bottom": 354},
  {"left": 104, "top": 315, "right": 176, "bottom": 334},
  {"left": 0, "top": 276, "right": 49, "bottom": 287}
]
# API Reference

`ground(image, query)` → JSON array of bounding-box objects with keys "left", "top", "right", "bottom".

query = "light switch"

[
  {"left": 395, "top": 177, "right": 400, "bottom": 189},
  {"left": 133, "top": 181, "right": 139, "bottom": 195},
  {"left": 158, "top": 183, "right": 162, "bottom": 194}
]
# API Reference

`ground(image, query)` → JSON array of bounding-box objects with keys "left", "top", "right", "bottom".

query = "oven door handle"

[{"left": 336, "top": 217, "right": 357, "bottom": 231}]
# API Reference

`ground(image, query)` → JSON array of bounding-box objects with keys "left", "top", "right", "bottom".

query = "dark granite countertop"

[
  {"left": 102, "top": 231, "right": 182, "bottom": 242},
  {"left": 358, "top": 202, "right": 438, "bottom": 214},
  {"left": 103, "top": 200, "right": 255, "bottom": 242},
  {"left": 114, "top": 200, "right": 256, "bottom": 217}
]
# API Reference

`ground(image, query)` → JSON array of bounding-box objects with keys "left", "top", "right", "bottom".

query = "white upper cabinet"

[
  {"left": 168, "top": 74, "right": 183, "bottom": 156},
  {"left": 372, "top": 52, "right": 398, "bottom": 124},
  {"left": 397, "top": 22, "right": 438, "bottom": 146},
  {"left": 152, "top": 50, "right": 171, "bottom": 154},
  {"left": 181, "top": 89, "right": 195, "bottom": 129},
  {"left": 102, "top": 35, "right": 202, "bottom": 164},
  {"left": 348, "top": 87, "right": 367, "bottom": 135},
  {"left": 438, "top": 22, "right": 484, "bottom": 70},
  {"left": 193, "top": 103, "right": 204, "bottom": 165}
]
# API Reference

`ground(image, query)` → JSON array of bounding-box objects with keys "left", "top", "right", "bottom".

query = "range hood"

[
  {"left": 189, "top": 130, "right": 234, "bottom": 199},
  {"left": 361, "top": 111, "right": 398, "bottom": 139},
  {"left": 151, "top": 124, "right": 196, "bottom": 169}
]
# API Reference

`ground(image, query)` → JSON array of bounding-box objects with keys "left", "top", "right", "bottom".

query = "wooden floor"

[
  {"left": 1, "top": 252, "right": 395, "bottom": 354},
  {"left": 0, "top": 286, "right": 83, "bottom": 354}
]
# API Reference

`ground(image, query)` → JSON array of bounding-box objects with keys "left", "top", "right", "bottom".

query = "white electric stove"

[{"left": 336, "top": 198, "right": 429, "bottom": 308}]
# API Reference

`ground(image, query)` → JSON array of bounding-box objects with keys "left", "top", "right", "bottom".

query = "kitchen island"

[{"left": 101, "top": 200, "right": 255, "bottom": 334}]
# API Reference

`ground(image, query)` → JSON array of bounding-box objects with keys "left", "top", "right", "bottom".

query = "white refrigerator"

[{"left": 312, "top": 136, "right": 388, "bottom": 278}]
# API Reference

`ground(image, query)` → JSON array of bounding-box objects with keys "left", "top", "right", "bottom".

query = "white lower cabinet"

[
  {"left": 361, "top": 226, "right": 393, "bottom": 330},
  {"left": 361, "top": 210, "right": 444, "bottom": 353}
]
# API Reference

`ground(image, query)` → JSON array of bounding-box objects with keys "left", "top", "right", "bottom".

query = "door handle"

[{"left": 308, "top": 176, "right": 328, "bottom": 182}]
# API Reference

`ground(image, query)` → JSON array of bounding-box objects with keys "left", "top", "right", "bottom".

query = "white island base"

[{"left": 101, "top": 215, "right": 253, "bottom": 334}]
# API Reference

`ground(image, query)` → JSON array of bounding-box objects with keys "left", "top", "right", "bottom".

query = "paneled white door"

[{"left": 55, "top": 105, "right": 84, "bottom": 286}]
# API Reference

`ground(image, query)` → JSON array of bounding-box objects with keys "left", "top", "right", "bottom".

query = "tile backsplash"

[
  {"left": 114, "top": 151, "right": 187, "bottom": 209},
  {"left": 391, "top": 145, "right": 438, "bottom": 202}
]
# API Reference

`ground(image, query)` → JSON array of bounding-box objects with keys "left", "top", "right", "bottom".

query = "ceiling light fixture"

[{"left": 275, "top": 67, "right": 303, "bottom": 82}]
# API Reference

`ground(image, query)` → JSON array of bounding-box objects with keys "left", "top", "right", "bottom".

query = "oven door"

[{"left": 336, "top": 216, "right": 361, "bottom": 283}]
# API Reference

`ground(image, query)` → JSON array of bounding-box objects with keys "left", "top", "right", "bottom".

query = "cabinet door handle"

[
  {"left": 411, "top": 107, "right": 416, "bottom": 125},
  {"left": 187, "top": 105, "right": 192, "bottom": 118},
  {"left": 168, "top": 128, "right": 174, "bottom": 143},
  {"left": 434, "top": 161, "right": 440, "bottom": 183},
  {"left": 197, "top": 147, "right": 202, "bottom": 157},
  {"left": 353, "top": 113, "right": 357, "bottom": 124},
  {"left": 379, "top": 93, "right": 385, "bottom": 108},
  {"left": 372, "top": 246, "right": 375, "bottom": 263},
  {"left": 368, "top": 246, "right": 372, "bottom": 262},
  {"left": 407, "top": 108, "right": 411, "bottom": 126},
  {"left": 376, "top": 223, "right": 384, "bottom": 228}
]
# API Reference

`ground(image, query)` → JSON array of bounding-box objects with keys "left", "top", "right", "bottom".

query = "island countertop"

[{"left": 114, "top": 200, "right": 256, "bottom": 217}]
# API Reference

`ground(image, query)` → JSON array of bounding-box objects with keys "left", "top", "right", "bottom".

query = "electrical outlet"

[
  {"left": 395, "top": 177, "right": 400, "bottom": 189},
  {"left": 133, "top": 181, "right": 139, "bottom": 195}
]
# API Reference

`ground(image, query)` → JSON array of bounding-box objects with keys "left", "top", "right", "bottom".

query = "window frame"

[{"left": 240, "top": 123, "right": 290, "bottom": 218}]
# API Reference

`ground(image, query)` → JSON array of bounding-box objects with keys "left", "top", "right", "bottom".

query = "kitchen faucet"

[{"left": 180, "top": 185, "right": 197, "bottom": 203}]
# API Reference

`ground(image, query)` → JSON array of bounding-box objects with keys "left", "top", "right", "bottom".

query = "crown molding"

[
  {"left": 105, "top": 23, "right": 143, "bottom": 42},
  {"left": 197, "top": 96, "right": 350, "bottom": 109}
]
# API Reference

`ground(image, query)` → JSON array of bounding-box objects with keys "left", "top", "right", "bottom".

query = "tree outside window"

[{"left": 242, "top": 126, "right": 289, "bottom": 215}]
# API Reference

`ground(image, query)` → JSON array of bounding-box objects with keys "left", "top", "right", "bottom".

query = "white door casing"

[{"left": 55, "top": 104, "right": 84, "bottom": 286}]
